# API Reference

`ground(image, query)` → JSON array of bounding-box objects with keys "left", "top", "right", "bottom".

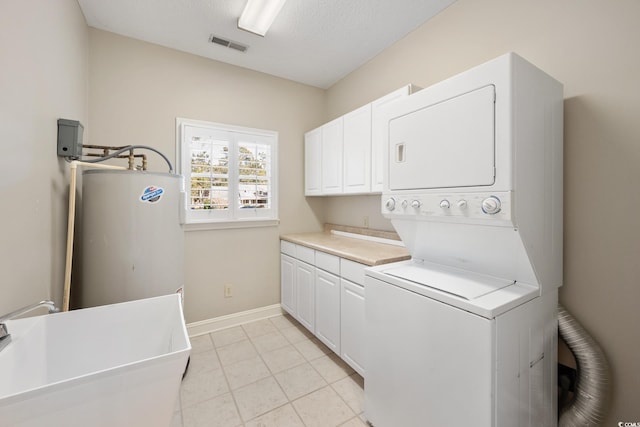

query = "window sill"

[{"left": 184, "top": 218, "right": 280, "bottom": 231}]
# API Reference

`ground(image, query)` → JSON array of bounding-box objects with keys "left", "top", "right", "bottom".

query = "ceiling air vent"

[{"left": 209, "top": 34, "right": 248, "bottom": 53}]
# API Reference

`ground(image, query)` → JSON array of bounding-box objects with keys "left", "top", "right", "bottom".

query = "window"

[{"left": 177, "top": 118, "right": 278, "bottom": 228}]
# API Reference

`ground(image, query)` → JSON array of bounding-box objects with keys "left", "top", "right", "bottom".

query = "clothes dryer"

[{"left": 364, "top": 53, "right": 563, "bottom": 427}]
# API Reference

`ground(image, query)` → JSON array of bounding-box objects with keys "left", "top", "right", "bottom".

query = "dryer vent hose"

[{"left": 558, "top": 304, "right": 610, "bottom": 427}]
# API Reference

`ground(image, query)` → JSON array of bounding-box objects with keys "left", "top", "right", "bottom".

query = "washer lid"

[{"left": 383, "top": 263, "right": 514, "bottom": 300}]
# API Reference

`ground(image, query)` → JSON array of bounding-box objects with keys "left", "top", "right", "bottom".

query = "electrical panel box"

[{"left": 57, "top": 119, "right": 84, "bottom": 158}]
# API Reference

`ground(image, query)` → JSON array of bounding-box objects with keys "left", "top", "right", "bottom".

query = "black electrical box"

[{"left": 57, "top": 119, "right": 84, "bottom": 159}]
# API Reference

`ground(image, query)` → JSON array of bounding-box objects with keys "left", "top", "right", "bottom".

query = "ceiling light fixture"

[{"left": 238, "top": 0, "right": 287, "bottom": 37}]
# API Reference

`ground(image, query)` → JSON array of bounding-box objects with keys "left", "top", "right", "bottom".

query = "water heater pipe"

[
  {"left": 62, "top": 161, "right": 127, "bottom": 311},
  {"left": 79, "top": 145, "right": 173, "bottom": 172}
]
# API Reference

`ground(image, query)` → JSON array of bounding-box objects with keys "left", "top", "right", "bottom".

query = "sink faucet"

[{"left": 0, "top": 300, "right": 59, "bottom": 352}]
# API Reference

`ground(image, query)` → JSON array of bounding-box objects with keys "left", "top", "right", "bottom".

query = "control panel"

[{"left": 382, "top": 191, "right": 513, "bottom": 224}]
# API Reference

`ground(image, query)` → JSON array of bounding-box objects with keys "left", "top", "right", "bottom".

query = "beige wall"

[
  {"left": 324, "top": 195, "right": 394, "bottom": 232},
  {"left": 326, "top": 0, "right": 640, "bottom": 422},
  {"left": 88, "top": 30, "right": 326, "bottom": 323},
  {"left": 0, "top": 0, "right": 88, "bottom": 314}
]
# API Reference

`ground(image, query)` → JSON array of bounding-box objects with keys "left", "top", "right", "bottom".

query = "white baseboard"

[{"left": 187, "top": 304, "right": 285, "bottom": 337}]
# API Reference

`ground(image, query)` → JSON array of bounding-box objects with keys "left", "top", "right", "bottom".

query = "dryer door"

[{"left": 388, "top": 84, "right": 495, "bottom": 190}]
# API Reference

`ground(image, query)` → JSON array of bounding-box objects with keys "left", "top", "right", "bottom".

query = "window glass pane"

[
  {"left": 238, "top": 141, "right": 270, "bottom": 210},
  {"left": 189, "top": 135, "right": 229, "bottom": 210},
  {"left": 180, "top": 120, "right": 277, "bottom": 224}
]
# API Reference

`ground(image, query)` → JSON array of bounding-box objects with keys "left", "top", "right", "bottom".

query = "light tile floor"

[{"left": 172, "top": 314, "right": 367, "bottom": 427}]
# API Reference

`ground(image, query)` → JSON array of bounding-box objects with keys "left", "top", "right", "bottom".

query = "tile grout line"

[
  {"left": 248, "top": 320, "right": 306, "bottom": 424},
  {"left": 181, "top": 315, "right": 363, "bottom": 427},
  {"left": 275, "top": 317, "right": 359, "bottom": 425},
  {"left": 265, "top": 316, "right": 315, "bottom": 427},
  {"left": 213, "top": 331, "right": 244, "bottom": 426},
  {"left": 328, "top": 375, "right": 361, "bottom": 422},
  {"left": 244, "top": 316, "right": 323, "bottom": 426},
  {"left": 264, "top": 316, "right": 357, "bottom": 426},
  {"left": 231, "top": 319, "right": 303, "bottom": 424}
]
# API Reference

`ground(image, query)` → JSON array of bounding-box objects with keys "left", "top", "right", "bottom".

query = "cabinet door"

[
  {"left": 321, "top": 117, "right": 344, "bottom": 194},
  {"left": 340, "top": 279, "right": 365, "bottom": 376},
  {"left": 371, "top": 85, "right": 412, "bottom": 192},
  {"left": 280, "top": 254, "right": 296, "bottom": 316},
  {"left": 343, "top": 104, "right": 372, "bottom": 194},
  {"left": 315, "top": 269, "right": 341, "bottom": 354},
  {"left": 304, "top": 127, "right": 322, "bottom": 195},
  {"left": 296, "top": 261, "right": 315, "bottom": 333}
]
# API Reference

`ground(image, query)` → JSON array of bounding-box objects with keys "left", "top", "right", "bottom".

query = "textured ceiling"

[{"left": 77, "top": 0, "right": 456, "bottom": 89}]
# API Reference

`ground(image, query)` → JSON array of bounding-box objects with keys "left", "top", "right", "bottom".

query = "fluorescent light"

[{"left": 238, "top": 0, "right": 287, "bottom": 36}]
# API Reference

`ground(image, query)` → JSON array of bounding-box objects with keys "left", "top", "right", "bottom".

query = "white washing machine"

[{"left": 364, "top": 53, "right": 564, "bottom": 427}]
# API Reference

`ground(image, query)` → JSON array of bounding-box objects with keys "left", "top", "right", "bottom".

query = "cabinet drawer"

[
  {"left": 341, "top": 258, "right": 366, "bottom": 285},
  {"left": 315, "top": 251, "right": 340, "bottom": 275},
  {"left": 296, "top": 245, "right": 315, "bottom": 265},
  {"left": 280, "top": 240, "right": 296, "bottom": 257}
]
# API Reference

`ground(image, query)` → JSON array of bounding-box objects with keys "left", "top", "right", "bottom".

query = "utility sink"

[{"left": 0, "top": 294, "right": 191, "bottom": 427}]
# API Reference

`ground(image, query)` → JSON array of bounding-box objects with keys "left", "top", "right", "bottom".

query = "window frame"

[{"left": 176, "top": 118, "right": 279, "bottom": 230}]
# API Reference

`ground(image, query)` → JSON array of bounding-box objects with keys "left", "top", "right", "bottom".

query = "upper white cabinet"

[
  {"left": 304, "top": 127, "right": 322, "bottom": 196},
  {"left": 321, "top": 117, "right": 344, "bottom": 195},
  {"left": 343, "top": 104, "right": 372, "bottom": 194},
  {"left": 304, "top": 84, "right": 418, "bottom": 196}
]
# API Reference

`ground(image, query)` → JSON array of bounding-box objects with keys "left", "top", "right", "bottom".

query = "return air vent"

[{"left": 209, "top": 34, "right": 248, "bottom": 53}]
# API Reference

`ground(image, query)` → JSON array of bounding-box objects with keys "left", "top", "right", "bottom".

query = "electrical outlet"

[
  {"left": 224, "top": 284, "right": 233, "bottom": 298},
  {"left": 363, "top": 216, "right": 369, "bottom": 228}
]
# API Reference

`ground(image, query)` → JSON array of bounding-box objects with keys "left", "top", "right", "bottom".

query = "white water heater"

[{"left": 78, "top": 170, "right": 185, "bottom": 308}]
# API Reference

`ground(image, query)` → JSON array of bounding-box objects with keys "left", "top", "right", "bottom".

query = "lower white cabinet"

[
  {"left": 340, "top": 278, "right": 365, "bottom": 376},
  {"left": 295, "top": 260, "right": 315, "bottom": 332},
  {"left": 315, "top": 269, "right": 341, "bottom": 354},
  {"left": 280, "top": 241, "right": 315, "bottom": 332},
  {"left": 280, "top": 240, "right": 367, "bottom": 375},
  {"left": 280, "top": 254, "right": 296, "bottom": 315}
]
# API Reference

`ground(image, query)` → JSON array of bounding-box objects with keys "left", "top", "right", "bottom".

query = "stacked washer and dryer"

[{"left": 365, "top": 53, "right": 563, "bottom": 426}]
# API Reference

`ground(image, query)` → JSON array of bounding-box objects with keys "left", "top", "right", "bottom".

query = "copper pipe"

[
  {"left": 82, "top": 145, "right": 149, "bottom": 170},
  {"left": 83, "top": 144, "right": 130, "bottom": 150},
  {"left": 83, "top": 153, "right": 148, "bottom": 170}
]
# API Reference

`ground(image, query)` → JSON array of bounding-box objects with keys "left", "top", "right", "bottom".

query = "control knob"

[
  {"left": 439, "top": 199, "right": 450, "bottom": 209},
  {"left": 385, "top": 198, "right": 396, "bottom": 211},
  {"left": 411, "top": 200, "right": 421, "bottom": 209},
  {"left": 481, "top": 196, "right": 501, "bottom": 215},
  {"left": 457, "top": 200, "right": 467, "bottom": 209},
  {"left": 401, "top": 200, "right": 408, "bottom": 209}
]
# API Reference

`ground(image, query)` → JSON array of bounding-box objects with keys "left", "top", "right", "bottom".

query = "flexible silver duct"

[{"left": 558, "top": 304, "right": 610, "bottom": 426}]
